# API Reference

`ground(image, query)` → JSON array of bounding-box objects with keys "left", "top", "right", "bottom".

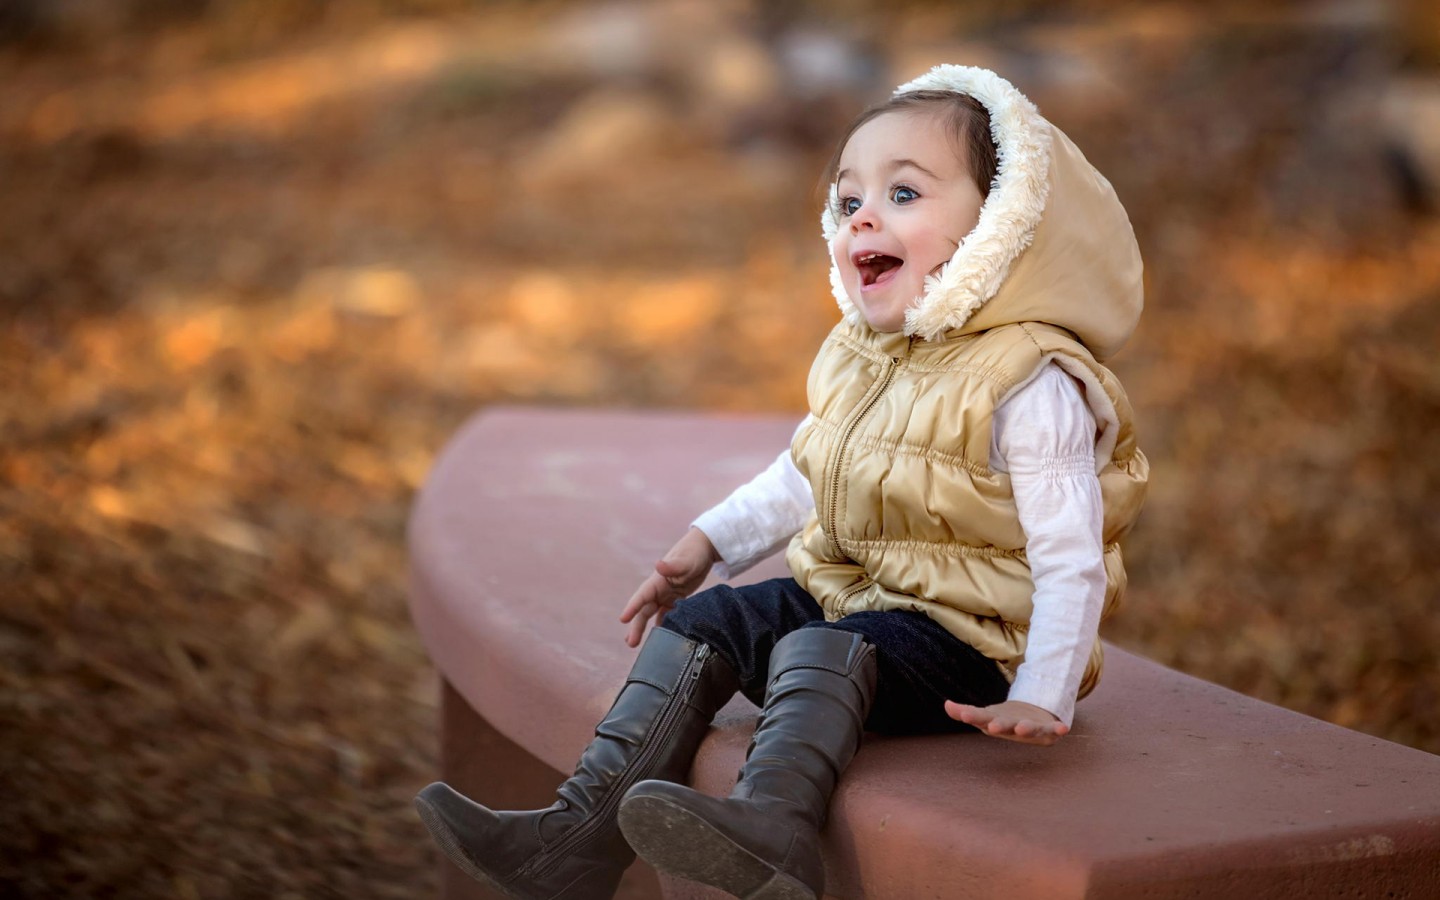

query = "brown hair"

[{"left": 824, "top": 89, "right": 999, "bottom": 204}]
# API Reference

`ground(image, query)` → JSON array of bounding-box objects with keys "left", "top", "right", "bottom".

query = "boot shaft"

[
  {"left": 548, "top": 629, "right": 738, "bottom": 841},
  {"left": 732, "top": 629, "right": 877, "bottom": 827}
]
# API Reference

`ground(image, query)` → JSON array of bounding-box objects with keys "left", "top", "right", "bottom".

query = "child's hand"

[
  {"left": 619, "top": 527, "right": 719, "bottom": 648},
  {"left": 944, "top": 700, "right": 1070, "bottom": 746}
]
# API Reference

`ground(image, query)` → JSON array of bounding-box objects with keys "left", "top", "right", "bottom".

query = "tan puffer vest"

[
  {"left": 786, "top": 64, "right": 1151, "bottom": 698},
  {"left": 785, "top": 319, "right": 1148, "bottom": 696}
]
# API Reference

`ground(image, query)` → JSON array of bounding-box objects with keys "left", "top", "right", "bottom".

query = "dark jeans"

[{"left": 660, "top": 577, "right": 1009, "bottom": 735}]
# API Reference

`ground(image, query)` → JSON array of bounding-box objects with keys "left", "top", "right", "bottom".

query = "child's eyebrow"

[{"left": 835, "top": 159, "right": 940, "bottom": 184}]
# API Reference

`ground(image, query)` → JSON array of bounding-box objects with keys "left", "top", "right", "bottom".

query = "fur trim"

[{"left": 821, "top": 65, "right": 1053, "bottom": 341}]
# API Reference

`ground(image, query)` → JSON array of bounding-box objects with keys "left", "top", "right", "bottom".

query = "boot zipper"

[
  {"left": 516, "top": 645, "right": 712, "bottom": 879},
  {"left": 825, "top": 356, "right": 900, "bottom": 555}
]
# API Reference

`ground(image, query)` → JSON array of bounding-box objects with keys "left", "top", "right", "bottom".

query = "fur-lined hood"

[{"left": 821, "top": 65, "right": 1144, "bottom": 362}]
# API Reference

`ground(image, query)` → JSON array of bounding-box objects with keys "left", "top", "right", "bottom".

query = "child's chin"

[{"left": 859, "top": 301, "right": 907, "bottom": 333}]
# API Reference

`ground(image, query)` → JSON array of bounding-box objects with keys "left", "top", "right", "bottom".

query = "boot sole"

[
  {"left": 619, "top": 794, "right": 816, "bottom": 900},
  {"left": 414, "top": 794, "right": 527, "bottom": 900}
]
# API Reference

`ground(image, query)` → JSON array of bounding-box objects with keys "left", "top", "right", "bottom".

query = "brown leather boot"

[
  {"left": 617, "top": 628, "right": 877, "bottom": 900},
  {"left": 414, "top": 628, "right": 738, "bottom": 900}
]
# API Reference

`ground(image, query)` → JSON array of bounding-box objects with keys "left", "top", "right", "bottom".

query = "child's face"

[{"left": 830, "top": 109, "right": 985, "bottom": 333}]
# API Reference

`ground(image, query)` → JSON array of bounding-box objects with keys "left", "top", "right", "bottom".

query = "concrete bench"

[{"left": 408, "top": 406, "right": 1440, "bottom": 900}]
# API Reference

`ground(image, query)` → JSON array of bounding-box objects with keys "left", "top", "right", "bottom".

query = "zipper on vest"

[
  {"left": 825, "top": 355, "right": 901, "bottom": 555},
  {"left": 515, "top": 645, "right": 712, "bottom": 879},
  {"left": 834, "top": 575, "right": 873, "bottom": 616}
]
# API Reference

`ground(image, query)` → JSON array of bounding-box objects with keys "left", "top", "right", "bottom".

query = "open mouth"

[{"left": 853, "top": 251, "right": 904, "bottom": 288}]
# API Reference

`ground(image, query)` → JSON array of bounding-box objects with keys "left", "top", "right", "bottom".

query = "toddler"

[{"left": 415, "top": 64, "right": 1148, "bottom": 900}]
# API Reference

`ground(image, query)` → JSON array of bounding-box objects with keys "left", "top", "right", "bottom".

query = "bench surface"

[{"left": 409, "top": 406, "right": 1440, "bottom": 899}]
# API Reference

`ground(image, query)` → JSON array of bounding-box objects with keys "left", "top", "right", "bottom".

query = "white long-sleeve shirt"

[{"left": 691, "top": 362, "right": 1105, "bottom": 726}]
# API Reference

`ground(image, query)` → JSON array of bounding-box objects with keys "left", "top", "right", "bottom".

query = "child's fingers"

[
  {"left": 986, "top": 716, "right": 1018, "bottom": 735},
  {"left": 619, "top": 582, "right": 651, "bottom": 621},
  {"left": 943, "top": 700, "right": 982, "bottom": 724},
  {"left": 1022, "top": 720, "right": 1067, "bottom": 738},
  {"left": 656, "top": 551, "right": 713, "bottom": 591},
  {"left": 1008, "top": 720, "right": 1066, "bottom": 746},
  {"left": 1013, "top": 719, "right": 1044, "bottom": 738},
  {"left": 946, "top": 701, "right": 1067, "bottom": 745},
  {"left": 943, "top": 700, "right": 966, "bottom": 719},
  {"left": 944, "top": 702, "right": 1067, "bottom": 745},
  {"left": 620, "top": 575, "right": 670, "bottom": 622},
  {"left": 624, "top": 603, "right": 655, "bottom": 647},
  {"left": 619, "top": 594, "right": 649, "bottom": 624}
]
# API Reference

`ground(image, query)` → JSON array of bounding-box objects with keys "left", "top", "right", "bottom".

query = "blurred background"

[{"left": 2, "top": 0, "right": 1438, "bottom": 895}]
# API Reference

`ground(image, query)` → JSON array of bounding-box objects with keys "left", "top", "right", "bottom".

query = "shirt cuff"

[
  {"left": 1007, "top": 669, "right": 1076, "bottom": 728},
  {"left": 690, "top": 510, "right": 749, "bottom": 579}
]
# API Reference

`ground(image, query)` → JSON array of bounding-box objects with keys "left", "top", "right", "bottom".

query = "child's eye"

[
  {"left": 892, "top": 186, "right": 919, "bottom": 204},
  {"left": 837, "top": 196, "right": 862, "bottom": 217}
]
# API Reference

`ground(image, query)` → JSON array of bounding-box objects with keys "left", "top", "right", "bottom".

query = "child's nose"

[{"left": 848, "top": 203, "right": 880, "bottom": 232}]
